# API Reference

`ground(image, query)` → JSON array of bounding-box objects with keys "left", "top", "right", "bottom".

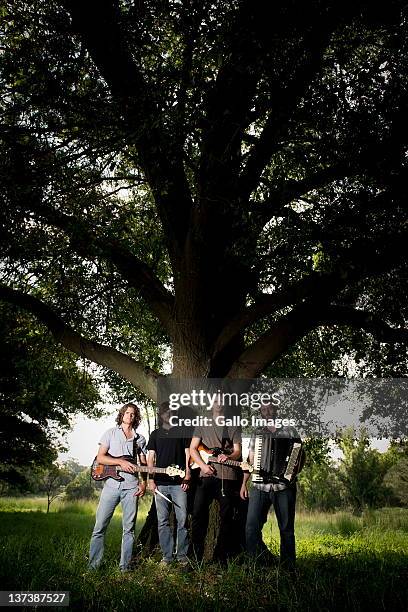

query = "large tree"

[{"left": 0, "top": 0, "right": 407, "bottom": 405}]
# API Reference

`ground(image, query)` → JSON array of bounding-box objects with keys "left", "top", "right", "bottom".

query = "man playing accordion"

[{"left": 240, "top": 402, "right": 304, "bottom": 569}]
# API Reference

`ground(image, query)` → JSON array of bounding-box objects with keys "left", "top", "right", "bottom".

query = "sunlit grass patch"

[
  {"left": 0, "top": 501, "right": 407, "bottom": 610},
  {"left": 56, "top": 500, "right": 98, "bottom": 515},
  {"left": 0, "top": 496, "right": 58, "bottom": 512}
]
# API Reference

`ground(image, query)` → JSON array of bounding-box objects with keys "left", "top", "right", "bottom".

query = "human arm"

[
  {"left": 240, "top": 449, "right": 254, "bottom": 499},
  {"left": 189, "top": 436, "right": 215, "bottom": 475},
  {"left": 181, "top": 445, "right": 191, "bottom": 491},
  {"left": 138, "top": 448, "right": 148, "bottom": 481},
  {"left": 96, "top": 444, "right": 136, "bottom": 473},
  {"left": 147, "top": 449, "right": 157, "bottom": 492},
  {"left": 134, "top": 450, "right": 147, "bottom": 497},
  {"left": 218, "top": 441, "right": 241, "bottom": 463}
]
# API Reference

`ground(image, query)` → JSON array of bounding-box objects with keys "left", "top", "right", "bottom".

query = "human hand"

[
  {"left": 148, "top": 480, "right": 157, "bottom": 493},
  {"left": 240, "top": 485, "right": 248, "bottom": 500},
  {"left": 217, "top": 454, "right": 229, "bottom": 463},
  {"left": 180, "top": 477, "right": 190, "bottom": 492},
  {"left": 120, "top": 459, "right": 136, "bottom": 473},
  {"left": 135, "top": 481, "right": 146, "bottom": 497},
  {"left": 202, "top": 464, "right": 215, "bottom": 476}
]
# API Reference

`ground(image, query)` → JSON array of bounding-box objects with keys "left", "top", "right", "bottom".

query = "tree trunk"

[
  {"left": 134, "top": 499, "right": 159, "bottom": 559},
  {"left": 137, "top": 470, "right": 248, "bottom": 562}
]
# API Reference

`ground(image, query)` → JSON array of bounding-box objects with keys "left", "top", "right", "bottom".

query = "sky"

[{"left": 58, "top": 404, "right": 155, "bottom": 467}]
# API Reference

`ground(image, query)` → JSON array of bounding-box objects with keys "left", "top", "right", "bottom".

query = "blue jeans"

[
  {"left": 89, "top": 484, "right": 138, "bottom": 571},
  {"left": 155, "top": 484, "right": 188, "bottom": 562},
  {"left": 246, "top": 485, "right": 296, "bottom": 565}
]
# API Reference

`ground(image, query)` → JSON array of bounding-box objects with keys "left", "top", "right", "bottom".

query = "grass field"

[{"left": 0, "top": 497, "right": 407, "bottom": 611}]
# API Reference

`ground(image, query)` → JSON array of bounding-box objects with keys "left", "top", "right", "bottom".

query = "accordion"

[{"left": 252, "top": 434, "right": 305, "bottom": 485}]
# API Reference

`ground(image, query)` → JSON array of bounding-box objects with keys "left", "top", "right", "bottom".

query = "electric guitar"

[
  {"left": 91, "top": 454, "right": 185, "bottom": 481},
  {"left": 189, "top": 444, "right": 253, "bottom": 472}
]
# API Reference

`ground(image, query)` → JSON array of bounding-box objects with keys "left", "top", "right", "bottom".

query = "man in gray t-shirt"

[
  {"left": 89, "top": 403, "right": 147, "bottom": 572},
  {"left": 99, "top": 426, "right": 147, "bottom": 491},
  {"left": 193, "top": 423, "right": 241, "bottom": 481},
  {"left": 190, "top": 401, "right": 242, "bottom": 562}
]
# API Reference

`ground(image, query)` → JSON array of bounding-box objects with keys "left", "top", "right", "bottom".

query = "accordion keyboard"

[{"left": 252, "top": 435, "right": 264, "bottom": 483}]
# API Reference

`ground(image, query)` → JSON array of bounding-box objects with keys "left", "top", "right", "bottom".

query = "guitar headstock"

[
  {"left": 165, "top": 465, "right": 185, "bottom": 478},
  {"left": 240, "top": 461, "right": 254, "bottom": 473}
]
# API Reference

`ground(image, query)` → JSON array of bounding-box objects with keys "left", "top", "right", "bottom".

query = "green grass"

[
  {"left": 0, "top": 496, "right": 54, "bottom": 513},
  {"left": 0, "top": 498, "right": 407, "bottom": 611}
]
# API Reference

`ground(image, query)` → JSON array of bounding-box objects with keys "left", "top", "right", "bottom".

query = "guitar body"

[
  {"left": 91, "top": 455, "right": 185, "bottom": 481},
  {"left": 189, "top": 445, "right": 213, "bottom": 470},
  {"left": 91, "top": 455, "right": 135, "bottom": 481},
  {"left": 189, "top": 444, "right": 253, "bottom": 472}
]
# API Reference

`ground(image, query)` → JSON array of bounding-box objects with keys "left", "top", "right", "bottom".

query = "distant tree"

[
  {"left": 298, "top": 439, "right": 342, "bottom": 511},
  {"left": 65, "top": 468, "right": 96, "bottom": 501},
  {"left": 37, "top": 464, "right": 72, "bottom": 513},
  {"left": 62, "top": 458, "right": 87, "bottom": 477},
  {"left": 381, "top": 439, "right": 408, "bottom": 466},
  {"left": 0, "top": 303, "right": 101, "bottom": 487},
  {"left": 336, "top": 430, "right": 389, "bottom": 513},
  {"left": 381, "top": 439, "right": 408, "bottom": 506},
  {"left": 383, "top": 457, "right": 408, "bottom": 507}
]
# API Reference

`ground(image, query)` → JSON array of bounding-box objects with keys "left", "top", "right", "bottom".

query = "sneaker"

[{"left": 159, "top": 558, "right": 172, "bottom": 567}]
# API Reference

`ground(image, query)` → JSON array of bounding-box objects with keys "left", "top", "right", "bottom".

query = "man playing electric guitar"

[
  {"left": 88, "top": 403, "right": 147, "bottom": 572},
  {"left": 189, "top": 398, "right": 242, "bottom": 563}
]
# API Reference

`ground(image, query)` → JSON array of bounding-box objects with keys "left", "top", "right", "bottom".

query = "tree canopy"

[
  {"left": 0, "top": 0, "right": 407, "bottom": 402},
  {"left": 0, "top": 302, "right": 100, "bottom": 484}
]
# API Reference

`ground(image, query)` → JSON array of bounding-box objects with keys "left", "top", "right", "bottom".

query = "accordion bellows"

[{"left": 252, "top": 434, "right": 305, "bottom": 484}]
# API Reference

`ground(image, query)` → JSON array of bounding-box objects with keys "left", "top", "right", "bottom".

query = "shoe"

[
  {"left": 177, "top": 557, "right": 189, "bottom": 565},
  {"left": 177, "top": 558, "right": 190, "bottom": 571},
  {"left": 159, "top": 558, "right": 172, "bottom": 567}
]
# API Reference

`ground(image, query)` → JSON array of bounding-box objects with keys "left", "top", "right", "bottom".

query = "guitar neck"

[
  {"left": 118, "top": 465, "right": 169, "bottom": 475},
  {"left": 208, "top": 457, "right": 243, "bottom": 469}
]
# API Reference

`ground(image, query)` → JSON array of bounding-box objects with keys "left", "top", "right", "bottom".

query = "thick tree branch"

[
  {"left": 0, "top": 285, "right": 159, "bottom": 401},
  {"left": 64, "top": 0, "right": 193, "bottom": 258},
  {"left": 239, "top": 29, "right": 335, "bottom": 200},
  {"left": 25, "top": 201, "right": 175, "bottom": 332},
  {"left": 227, "top": 301, "right": 319, "bottom": 378},
  {"left": 214, "top": 270, "right": 344, "bottom": 357},
  {"left": 317, "top": 305, "right": 408, "bottom": 345},
  {"left": 216, "top": 231, "right": 408, "bottom": 358},
  {"left": 237, "top": 0, "right": 403, "bottom": 201},
  {"left": 201, "top": 1, "right": 335, "bottom": 181},
  {"left": 252, "top": 163, "right": 350, "bottom": 228},
  {"left": 227, "top": 301, "right": 408, "bottom": 379},
  {"left": 1, "top": 129, "right": 175, "bottom": 333},
  {"left": 199, "top": 1, "right": 271, "bottom": 188}
]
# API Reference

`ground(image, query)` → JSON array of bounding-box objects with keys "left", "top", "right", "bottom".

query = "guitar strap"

[
  {"left": 132, "top": 433, "right": 140, "bottom": 463},
  {"left": 221, "top": 424, "right": 232, "bottom": 452},
  {"left": 132, "top": 432, "right": 149, "bottom": 484},
  {"left": 219, "top": 424, "right": 233, "bottom": 497}
]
